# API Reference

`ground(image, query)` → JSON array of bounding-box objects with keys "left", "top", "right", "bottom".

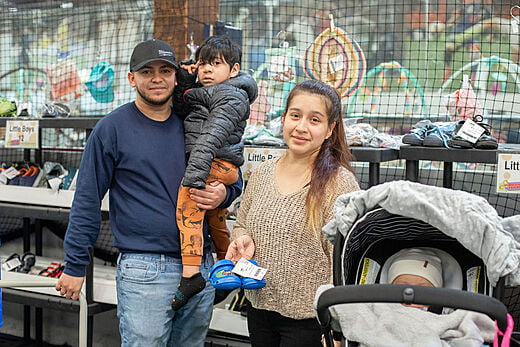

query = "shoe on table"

[
  {"left": 474, "top": 123, "right": 498, "bottom": 149},
  {"left": 423, "top": 122, "right": 457, "bottom": 148},
  {"left": 448, "top": 118, "right": 498, "bottom": 150},
  {"left": 402, "top": 123, "right": 434, "bottom": 146},
  {"left": 448, "top": 120, "right": 473, "bottom": 149}
]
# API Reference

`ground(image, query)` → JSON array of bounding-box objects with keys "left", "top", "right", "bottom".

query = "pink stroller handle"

[{"left": 494, "top": 313, "right": 514, "bottom": 347}]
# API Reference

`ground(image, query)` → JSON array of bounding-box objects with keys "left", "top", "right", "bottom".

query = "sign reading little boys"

[
  {"left": 5, "top": 120, "right": 39, "bottom": 149},
  {"left": 497, "top": 153, "right": 520, "bottom": 194}
]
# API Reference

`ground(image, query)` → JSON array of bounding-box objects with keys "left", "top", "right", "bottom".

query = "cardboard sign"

[
  {"left": 5, "top": 120, "right": 39, "bottom": 148},
  {"left": 497, "top": 153, "right": 520, "bottom": 194}
]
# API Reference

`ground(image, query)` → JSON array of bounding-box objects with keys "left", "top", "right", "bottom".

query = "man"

[{"left": 56, "top": 39, "right": 242, "bottom": 346}]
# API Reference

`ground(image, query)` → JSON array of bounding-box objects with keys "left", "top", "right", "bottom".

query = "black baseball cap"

[{"left": 130, "top": 39, "right": 179, "bottom": 72}]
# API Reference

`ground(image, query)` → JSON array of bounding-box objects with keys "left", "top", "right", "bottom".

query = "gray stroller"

[{"left": 315, "top": 181, "right": 520, "bottom": 346}]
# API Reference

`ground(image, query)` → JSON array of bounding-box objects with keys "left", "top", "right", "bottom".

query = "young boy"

[{"left": 172, "top": 36, "right": 258, "bottom": 310}]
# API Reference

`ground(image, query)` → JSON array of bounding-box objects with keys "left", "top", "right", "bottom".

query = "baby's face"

[
  {"left": 392, "top": 274, "right": 434, "bottom": 309},
  {"left": 392, "top": 274, "right": 434, "bottom": 287}
]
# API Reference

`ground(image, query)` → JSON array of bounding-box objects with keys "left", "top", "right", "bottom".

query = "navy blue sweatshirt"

[{"left": 63, "top": 102, "right": 242, "bottom": 277}]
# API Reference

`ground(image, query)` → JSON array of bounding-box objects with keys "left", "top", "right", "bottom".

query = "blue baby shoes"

[{"left": 209, "top": 259, "right": 266, "bottom": 290}]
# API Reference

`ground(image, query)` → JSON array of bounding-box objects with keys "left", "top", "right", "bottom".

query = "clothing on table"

[
  {"left": 232, "top": 158, "right": 360, "bottom": 320},
  {"left": 177, "top": 158, "right": 238, "bottom": 266}
]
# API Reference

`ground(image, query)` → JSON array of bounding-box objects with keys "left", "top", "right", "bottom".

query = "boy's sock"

[{"left": 171, "top": 272, "right": 206, "bottom": 311}]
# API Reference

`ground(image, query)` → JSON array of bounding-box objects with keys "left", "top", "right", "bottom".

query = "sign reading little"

[
  {"left": 497, "top": 153, "right": 520, "bottom": 194},
  {"left": 242, "top": 147, "right": 286, "bottom": 181},
  {"left": 5, "top": 120, "right": 39, "bottom": 148}
]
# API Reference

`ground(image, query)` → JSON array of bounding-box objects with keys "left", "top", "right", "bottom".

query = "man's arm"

[{"left": 57, "top": 127, "right": 114, "bottom": 299}]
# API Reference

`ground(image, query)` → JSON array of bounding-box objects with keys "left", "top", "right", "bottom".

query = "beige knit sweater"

[{"left": 232, "top": 158, "right": 360, "bottom": 319}]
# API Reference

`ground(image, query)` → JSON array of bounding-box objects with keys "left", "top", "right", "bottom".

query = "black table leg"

[
  {"left": 405, "top": 160, "right": 419, "bottom": 182},
  {"left": 443, "top": 162, "right": 453, "bottom": 189},
  {"left": 368, "top": 163, "right": 380, "bottom": 187}
]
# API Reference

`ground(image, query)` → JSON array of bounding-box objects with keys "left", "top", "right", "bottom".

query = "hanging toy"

[
  {"left": 303, "top": 14, "right": 366, "bottom": 99},
  {"left": 186, "top": 32, "right": 198, "bottom": 61}
]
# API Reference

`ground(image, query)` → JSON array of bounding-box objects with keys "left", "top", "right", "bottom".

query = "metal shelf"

[{"left": 0, "top": 117, "right": 103, "bottom": 128}]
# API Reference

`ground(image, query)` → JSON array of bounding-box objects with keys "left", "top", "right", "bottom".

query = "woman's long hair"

[{"left": 282, "top": 79, "right": 355, "bottom": 232}]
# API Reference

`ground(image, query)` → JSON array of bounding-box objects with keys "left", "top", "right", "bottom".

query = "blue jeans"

[{"left": 116, "top": 253, "right": 215, "bottom": 347}]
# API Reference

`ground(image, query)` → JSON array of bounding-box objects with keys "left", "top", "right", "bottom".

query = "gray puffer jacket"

[{"left": 182, "top": 72, "right": 258, "bottom": 189}]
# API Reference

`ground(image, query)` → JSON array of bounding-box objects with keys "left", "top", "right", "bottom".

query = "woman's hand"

[{"left": 225, "top": 235, "right": 255, "bottom": 262}]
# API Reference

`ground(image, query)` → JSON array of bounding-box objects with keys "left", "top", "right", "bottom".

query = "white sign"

[
  {"left": 5, "top": 120, "right": 39, "bottom": 148},
  {"left": 328, "top": 54, "right": 345, "bottom": 74},
  {"left": 242, "top": 147, "right": 286, "bottom": 181},
  {"left": 497, "top": 153, "right": 520, "bottom": 194}
]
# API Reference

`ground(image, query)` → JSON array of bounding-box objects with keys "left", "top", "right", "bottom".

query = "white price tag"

[
  {"left": 47, "top": 177, "right": 62, "bottom": 192},
  {"left": 269, "top": 55, "right": 288, "bottom": 73},
  {"left": 232, "top": 258, "right": 267, "bottom": 280},
  {"left": 455, "top": 119, "right": 485, "bottom": 144},
  {"left": 3, "top": 257, "right": 22, "bottom": 272},
  {"left": 328, "top": 55, "right": 345, "bottom": 73},
  {"left": 3, "top": 166, "right": 20, "bottom": 180}
]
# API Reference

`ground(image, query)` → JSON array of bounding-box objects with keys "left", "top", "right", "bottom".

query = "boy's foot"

[{"left": 171, "top": 272, "right": 206, "bottom": 311}]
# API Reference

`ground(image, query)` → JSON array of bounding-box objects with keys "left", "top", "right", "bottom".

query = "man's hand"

[
  {"left": 56, "top": 273, "right": 85, "bottom": 300},
  {"left": 190, "top": 181, "right": 226, "bottom": 210},
  {"left": 225, "top": 235, "right": 255, "bottom": 262}
]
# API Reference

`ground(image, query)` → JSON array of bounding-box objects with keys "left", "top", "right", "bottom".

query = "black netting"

[{"left": 503, "top": 285, "right": 520, "bottom": 331}]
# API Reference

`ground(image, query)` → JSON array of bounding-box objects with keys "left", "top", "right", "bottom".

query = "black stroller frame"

[{"left": 317, "top": 206, "right": 519, "bottom": 347}]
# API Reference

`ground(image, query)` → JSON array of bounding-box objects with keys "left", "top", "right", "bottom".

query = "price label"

[
  {"left": 5, "top": 120, "right": 39, "bottom": 148},
  {"left": 328, "top": 55, "right": 345, "bottom": 73},
  {"left": 455, "top": 119, "right": 485, "bottom": 144},
  {"left": 232, "top": 258, "right": 267, "bottom": 280},
  {"left": 269, "top": 55, "right": 288, "bottom": 73}
]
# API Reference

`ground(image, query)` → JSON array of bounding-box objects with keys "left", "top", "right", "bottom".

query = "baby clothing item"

[
  {"left": 209, "top": 259, "right": 266, "bottom": 290},
  {"left": 171, "top": 272, "right": 206, "bottom": 311},
  {"left": 445, "top": 75, "right": 483, "bottom": 121},
  {"left": 86, "top": 62, "right": 114, "bottom": 103},
  {"left": 386, "top": 248, "right": 443, "bottom": 288}
]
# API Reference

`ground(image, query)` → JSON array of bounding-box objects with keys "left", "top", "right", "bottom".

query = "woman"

[{"left": 226, "top": 80, "right": 360, "bottom": 346}]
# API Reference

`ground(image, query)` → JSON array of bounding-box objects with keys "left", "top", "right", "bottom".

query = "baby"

[
  {"left": 385, "top": 247, "right": 443, "bottom": 310},
  {"left": 387, "top": 247, "right": 443, "bottom": 287}
]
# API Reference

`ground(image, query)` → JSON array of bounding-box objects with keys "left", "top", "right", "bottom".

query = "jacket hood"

[{"left": 223, "top": 71, "right": 258, "bottom": 104}]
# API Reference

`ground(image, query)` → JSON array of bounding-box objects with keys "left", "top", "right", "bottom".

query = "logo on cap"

[{"left": 158, "top": 50, "right": 174, "bottom": 57}]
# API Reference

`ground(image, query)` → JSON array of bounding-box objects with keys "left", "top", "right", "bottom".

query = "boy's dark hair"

[{"left": 195, "top": 36, "right": 241, "bottom": 68}]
